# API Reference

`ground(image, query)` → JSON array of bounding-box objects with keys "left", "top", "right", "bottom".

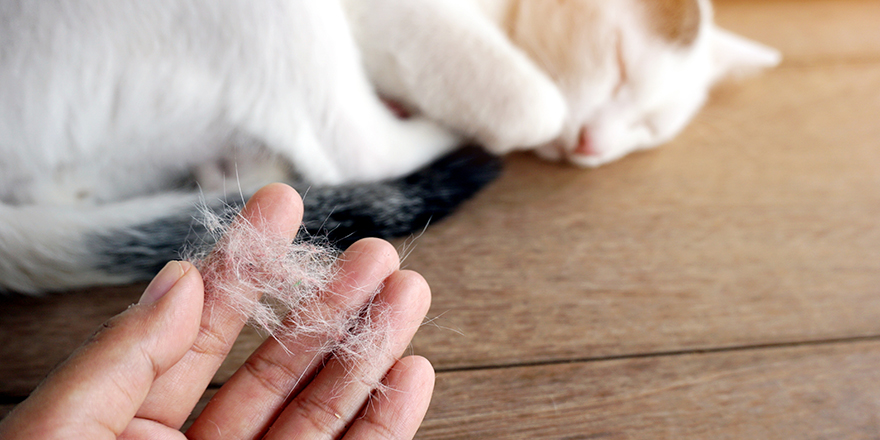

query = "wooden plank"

[
  {"left": 417, "top": 340, "right": 880, "bottom": 439},
  {"left": 715, "top": 0, "right": 880, "bottom": 65},
  {"left": 8, "top": 342, "right": 878, "bottom": 437},
  {"left": 0, "top": 284, "right": 265, "bottom": 395},
  {"left": 0, "top": 284, "right": 143, "bottom": 395},
  {"left": 404, "top": 62, "right": 880, "bottom": 369}
]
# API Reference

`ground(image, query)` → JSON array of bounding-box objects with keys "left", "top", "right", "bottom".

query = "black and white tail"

[{"left": 0, "top": 147, "right": 502, "bottom": 294}]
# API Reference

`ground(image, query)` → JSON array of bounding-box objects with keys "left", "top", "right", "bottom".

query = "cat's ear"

[{"left": 708, "top": 26, "right": 781, "bottom": 83}]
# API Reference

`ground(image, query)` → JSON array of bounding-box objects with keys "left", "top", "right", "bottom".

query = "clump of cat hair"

[{"left": 186, "top": 203, "right": 396, "bottom": 388}]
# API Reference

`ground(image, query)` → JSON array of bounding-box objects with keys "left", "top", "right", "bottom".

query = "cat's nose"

[{"left": 573, "top": 126, "right": 599, "bottom": 157}]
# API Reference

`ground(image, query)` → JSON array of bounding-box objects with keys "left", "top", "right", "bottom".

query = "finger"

[
  {"left": 0, "top": 262, "right": 203, "bottom": 439},
  {"left": 263, "top": 270, "right": 432, "bottom": 440},
  {"left": 136, "top": 183, "right": 304, "bottom": 429},
  {"left": 343, "top": 356, "right": 435, "bottom": 440},
  {"left": 187, "top": 238, "right": 400, "bottom": 440}
]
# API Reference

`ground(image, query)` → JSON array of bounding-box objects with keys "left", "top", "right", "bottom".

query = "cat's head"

[{"left": 504, "top": 0, "right": 781, "bottom": 166}]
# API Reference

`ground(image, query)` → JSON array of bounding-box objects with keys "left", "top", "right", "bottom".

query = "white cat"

[
  {"left": 347, "top": 0, "right": 781, "bottom": 166},
  {"left": 0, "top": 0, "right": 778, "bottom": 293}
]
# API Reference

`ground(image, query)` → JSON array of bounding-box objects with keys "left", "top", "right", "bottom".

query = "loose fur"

[
  {"left": 0, "top": 0, "right": 779, "bottom": 293},
  {"left": 189, "top": 205, "right": 400, "bottom": 392}
]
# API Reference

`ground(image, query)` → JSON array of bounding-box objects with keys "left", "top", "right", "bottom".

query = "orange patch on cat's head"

[
  {"left": 636, "top": 0, "right": 702, "bottom": 46},
  {"left": 503, "top": 0, "right": 607, "bottom": 79},
  {"left": 504, "top": 0, "right": 704, "bottom": 80}
]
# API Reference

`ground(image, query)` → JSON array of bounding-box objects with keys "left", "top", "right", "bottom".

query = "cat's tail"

[{"left": 0, "top": 146, "right": 502, "bottom": 294}]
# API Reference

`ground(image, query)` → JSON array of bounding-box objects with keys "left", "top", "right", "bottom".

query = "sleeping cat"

[
  {"left": 346, "top": 0, "right": 780, "bottom": 166},
  {"left": 0, "top": 0, "right": 778, "bottom": 293}
]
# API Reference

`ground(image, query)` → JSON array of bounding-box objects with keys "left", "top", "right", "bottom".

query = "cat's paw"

[
  {"left": 535, "top": 125, "right": 652, "bottom": 168},
  {"left": 536, "top": 144, "right": 626, "bottom": 168},
  {"left": 478, "top": 74, "right": 568, "bottom": 155}
]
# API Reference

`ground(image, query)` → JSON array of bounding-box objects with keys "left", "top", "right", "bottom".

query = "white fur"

[
  {"left": 0, "top": 0, "right": 464, "bottom": 292},
  {"left": 0, "top": 0, "right": 779, "bottom": 292},
  {"left": 344, "top": 0, "right": 567, "bottom": 153},
  {"left": 0, "top": 0, "right": 460, "bottom": 207}
]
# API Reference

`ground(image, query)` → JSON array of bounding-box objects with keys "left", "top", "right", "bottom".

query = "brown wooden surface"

[
  {"left": 419, "top": 341, "right": 880, "bottom": 439},
  {"left": 2, "top": 1, "right": 880, "bottom": 438}
]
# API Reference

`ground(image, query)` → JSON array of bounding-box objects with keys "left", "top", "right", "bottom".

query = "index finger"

[{"left": 136, "top": 183, "right": 305, "bottom": 429}]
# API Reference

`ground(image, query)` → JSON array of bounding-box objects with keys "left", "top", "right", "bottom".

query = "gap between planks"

[
  {"left": 4, "top": 332, "right": 879, "bottom": 427},
  {"left": 429, "top": 335, "right": 880, "bottom": 374}
]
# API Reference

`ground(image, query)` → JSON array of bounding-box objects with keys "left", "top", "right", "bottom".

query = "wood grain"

[
  {"left": 0, "top": 283, "right": 266, "bottom": 395},
  {"left": 715, "top": 0, "right": 880, "bottom": 65},
  {"left": 0, "top": 284, "right": 144, "bottom": 395},
  {"left": 20, "top": 339, "right": 871, "bottom": 438},
  {"left": 418, "top": 341, "right": 880, "bottom": 439},
  {"left": 403, "top": 61, "right": 880, "bottom": 370}
]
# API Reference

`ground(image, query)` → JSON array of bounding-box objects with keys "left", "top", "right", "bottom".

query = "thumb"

[{"left": 0, "top": 261, "right": 204, "bottom": 439}]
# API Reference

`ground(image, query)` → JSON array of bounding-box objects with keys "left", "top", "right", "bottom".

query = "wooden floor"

[{"left": 3, "top": 1, "right": 880, "bottom": 438}]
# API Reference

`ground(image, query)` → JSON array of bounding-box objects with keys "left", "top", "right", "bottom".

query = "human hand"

[{"left": 0, "top": 183, "right": 435, "bottom": 439}]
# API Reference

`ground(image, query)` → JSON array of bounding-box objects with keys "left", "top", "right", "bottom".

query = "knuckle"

[
  {"left": 188, "top": 324, "right": 233, "bottom": 359},
  {"left": 241, "top": 350, "right": 301, "bottom": 398},
  {"left": 358, "top": 411, "right": 399, "bottom": 440},
  {"left": 290, "top": 391, "right": 345, "bottom": 437}
]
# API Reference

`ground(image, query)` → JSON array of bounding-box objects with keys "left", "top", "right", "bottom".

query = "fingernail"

[{"left": 139, "top": 261, "right": 187, "bottom": 305}]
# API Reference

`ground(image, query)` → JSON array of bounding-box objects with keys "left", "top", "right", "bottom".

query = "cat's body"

[
  {"left": 0, "top": 0, "right": 462, "bottom": 206},
  {"left": 0, "top": 0, "right": 480, "bottom": 293},
  {"left": 0, "top": 0, "right": 778, "bottom": 293}
]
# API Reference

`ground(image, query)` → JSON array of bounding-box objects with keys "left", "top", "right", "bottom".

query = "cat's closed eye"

[
  {"left": 517, "top": 0, "right": 779, "bottom": 167},
  {"left": 612, "top": 31, "right": 629, "bottom": 99}
]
